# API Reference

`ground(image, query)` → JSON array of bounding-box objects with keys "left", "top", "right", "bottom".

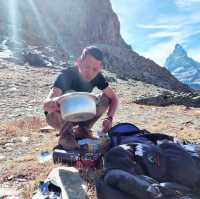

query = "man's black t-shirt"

[{"left": 53, "top": 66, "right": 109, "bottom": 93}]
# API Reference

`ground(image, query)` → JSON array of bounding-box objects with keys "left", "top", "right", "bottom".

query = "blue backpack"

[
  {"left": 108, "top": 123, "right": 148, "bottom": 147},
  {"left": 108, "top": 123, "right": 175, "bottom": 147}
]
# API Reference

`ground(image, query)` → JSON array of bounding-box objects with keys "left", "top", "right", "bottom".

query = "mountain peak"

[
  {"left": 165, "top": 44, "right": 200, "bottom": 90},
  {"left": 173, "top": 43, "right": 187, "bottom": 57}
]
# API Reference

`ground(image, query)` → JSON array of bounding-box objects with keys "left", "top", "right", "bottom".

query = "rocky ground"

[{"left": 0, "top": 57, "right": 200, "bottom": 198}]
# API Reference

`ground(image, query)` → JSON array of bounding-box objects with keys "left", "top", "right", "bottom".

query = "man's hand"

[
  {"left": 102, "top": 117, "right": 113, "bottom": 133},
  {"left": 43, "top": 87, "right": 63, "bottom": 113},
  {"left": 44, "top": 99, "right": 60, "bottom": 113}
]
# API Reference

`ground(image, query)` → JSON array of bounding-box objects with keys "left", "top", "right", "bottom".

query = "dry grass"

[
  {"left": 1, "top": 158, "right": 56, "bottom": 199},
  {"left": 0, "top": 116, "right": 46, "bottom": 135},
  {"left": 20, "top": 161, "right": 56, "bottom": 199},
  {"left": 0, "top": 116, "right": 56, "bottom": 198},
  {"left": 1, "top": 159, "right": 53, "bottom": 182}
]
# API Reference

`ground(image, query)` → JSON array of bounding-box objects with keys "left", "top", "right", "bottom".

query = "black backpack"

[
  {"left": 159, "top": 142, "right": 200, "bottom": 189},
  {"left": 96, "top": 170, "right": 198, "bottom": 199},
  {"left": 104, "top": 143, "right": 167, "bottom": 182}
]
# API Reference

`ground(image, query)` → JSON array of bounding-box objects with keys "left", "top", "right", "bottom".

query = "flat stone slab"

[{"left": 33, "top": 166, "right": 87, "bottom": 199}]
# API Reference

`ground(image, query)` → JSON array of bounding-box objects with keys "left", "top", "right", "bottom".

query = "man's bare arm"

[{"left": 102, "top": 86, "right": 119, "bottom": 119}]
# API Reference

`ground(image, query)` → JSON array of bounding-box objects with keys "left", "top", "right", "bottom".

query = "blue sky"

[{"left": 110, "top": 0, "right": 200, "bottom": 66}]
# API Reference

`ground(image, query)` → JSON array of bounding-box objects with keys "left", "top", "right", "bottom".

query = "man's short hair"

[{"left": 81, "top": 46, "right": 103, "bottom": 61}]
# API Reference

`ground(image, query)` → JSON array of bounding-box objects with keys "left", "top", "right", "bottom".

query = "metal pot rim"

[{"left": 57, "top": 92, "right": 97, "bottom": 103}]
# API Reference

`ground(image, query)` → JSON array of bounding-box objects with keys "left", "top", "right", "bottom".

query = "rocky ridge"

[{"left": 0, "top": 0, "right": 190, "bottom": 92}]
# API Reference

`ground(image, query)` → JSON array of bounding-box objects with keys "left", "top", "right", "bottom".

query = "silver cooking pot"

[{"left": 57, "top": 92, "right": 97, "bottom": 122}]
